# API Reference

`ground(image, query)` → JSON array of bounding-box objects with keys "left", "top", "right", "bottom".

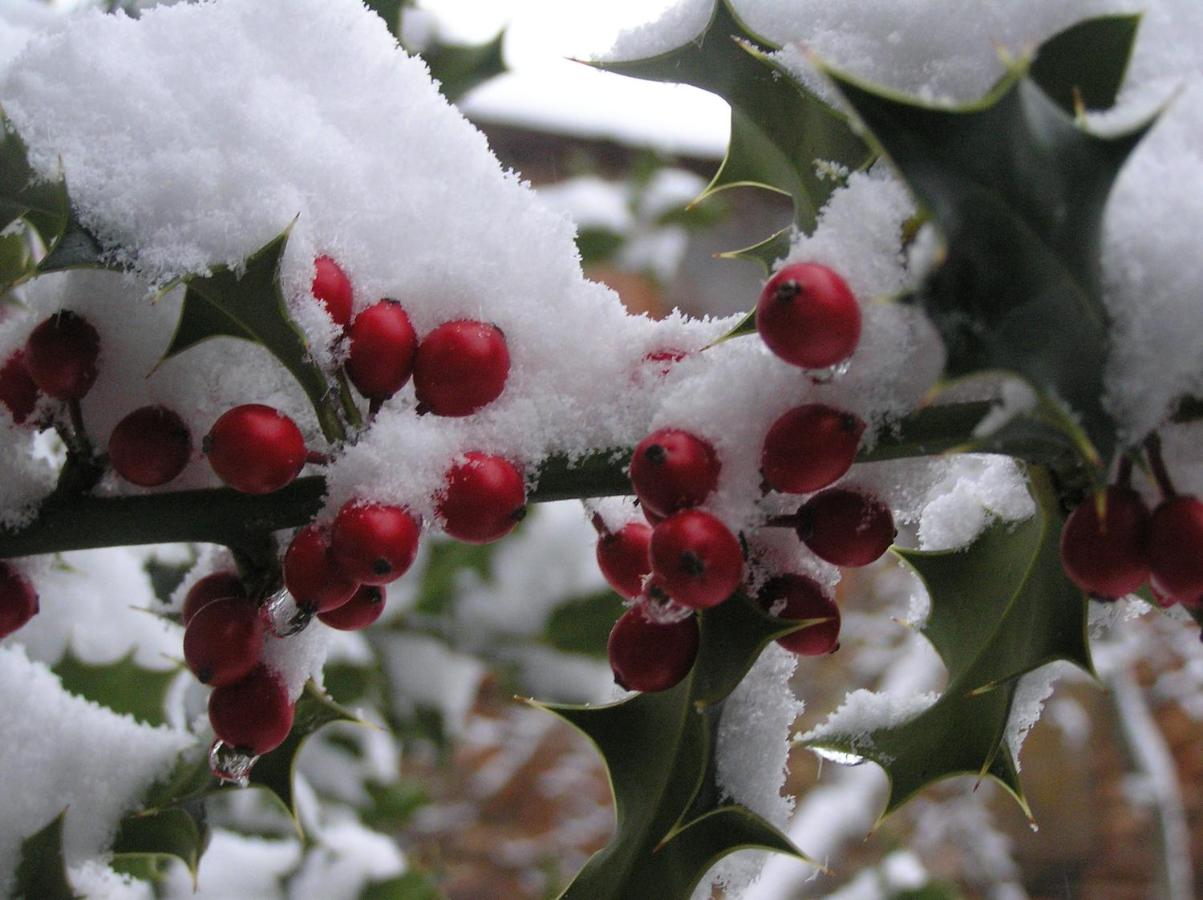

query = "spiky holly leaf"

[
  {"left": 1029, "top": 14, "right": 1140, "bottom": 114},
  {"left": 52, "top": 649, "right": 178, "bottom": 727},
  {"left": 0, "top": 109, "right": 68, "bottom": 246},
  {"left": 595, "top": 0, "right": 870, "bottom": 229},
  {"left": 13, "top": 810, "right": 80, "bottom": 900},
  {"left": 421, "top": 30, "right": 507, "bottom": 102},
  {"left": 160, "top": 227, "right": 344, "bottom": 442},
  {"left": 715, "top": 227, "right": 792, "bottom": 279},
  {"left": 110, "top": 804, "right": 209, "bottom": 884},
  {"left": 546, "top": 596, "right": 814, "bottom": 899},
  {"left": 37, "top": 214, "right": 109, "bottom": 274},
  {"left": 804, "top": 467, "right": 1092, "bottom": 818},
  {"left": 819, "top": 19, "right": 1150, "bottom": 464}
]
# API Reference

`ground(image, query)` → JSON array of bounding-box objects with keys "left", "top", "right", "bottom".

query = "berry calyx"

[
  {"left": 596, "top": 521, "right": 653, "bottom": 599},
  {"left": 284, "top": 525, "right": 360, "bottom": 613},
  {"left": 312, "top": 255, "right": 353, "bottom": 328},
  {"left": 107, "top": 405, "right": 192, "bottom": 487},
  {"left": 413, "top": 320, "right": 510, "bottom": 416},
  {"left": 0, "top": 563, "right": 38, "bottom": 639},
  {"left": 204, "top": 404, "right": 307, "bottom": 494},
  {"left": 318, "top": 585, "right": 386, "bottom": 631},
  {"left": 437, "top": 452, "right": 527, "bottom": 544},
  {"left": 346, "top": 300, "right": 418, "bottom": 401},
  {"left": 761, "top": 404, "right": 864, "bottom": 494},
  {"left": 24, "top": 310, "right": 101, "bottom": 400},
  {"left": 183, "top": 596, "right": 265, "bottom": 686},
  {"left": 182, "top": 571, "right": 245, "bottom": 626},
  {"left": 607, "top": 604, "right": 699, "bottom": 693},
  {"left": 208, "top": 665, "right": 294, "bottom": 756},
  {"left": 331, "top": 501, "right": 421, "bottom": 585},
  {"left": 650, "top": 509, "right": 743, "bottom": 609},
  {"left": 628, "top": 429, "right": 720, "bottom": 519},
  {"left": 797, "top": 488, "right": 895, "bottom": 567},
  {"left": 1148, "top": 495, "right": 1203, "bottom": 599},
  {"left": 0, "top": 351, "right": 39, "bottom": 424},
  {"left": 759, "top": 574, "right": 840, "bottom": 655},
  {"left": 1059, "top": 487, "right": 1150, "bottom": 598},
  {"left": 756, "top": 263, "right": 861, "bottom": 369}
]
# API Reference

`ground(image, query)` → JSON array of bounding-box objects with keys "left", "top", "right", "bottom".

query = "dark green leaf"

[
  {"left": 361, "top": 780, "right": 429, "bottom": 832},
  {"left": 161, "top": 227, "right": 344, "bottom": 442},
  {"left": 543, "top": 591, "right": 625, "bottom": 658},
  {"left": 360, "top": 871, "right": 443, "bottom": 900},
  {"left": 575, "top": 228, "right": 626, "bottom": 266},
  {"left": 13, "top": 811, "right": 80, "bottom": 900},
  {"left": 52, "top": 650, "right": 177, "bottom": 727},
  {"left": 111, "top": 804, "right": 209, "bottom": 883},
  {"left": 37, "top": 214, "right": 111, "bottom": 274},
  {"left": 805, "top": 467, "right": 1092, "bottom": 818},
  {"left": 144, "top": 553, "right": 196, "bottom": 606},
  {"left": 715, "top": 226, "right": 791, "bottom": 276},
  {"left": 422, "top": 30, "right": 507, "bottom": 102},
  {"left": 595, "top": 0, "right": 871, "bottom": 229},
  {"left": 323, "top": 661, "right": 381, "bottom": 707},
  {"left": 414, "top": 540, "right": 495, "bottom": 615},
  {"left": 822, "top": 62, "right": 1153, "bottom": 463},
  {"left": 364, "top": 0, "right": 404, "bottom": 37},
  {"left": 0, "top": 110, "right": 68, "bottom": 246},
  {"left": 0, "top": 229, "right": 33, "bottom": 292},
  {"left": 1030, "top": 14, "right": 1141, "bottom": 114}
]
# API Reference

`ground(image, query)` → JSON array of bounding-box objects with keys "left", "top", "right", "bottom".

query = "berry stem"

[
  {"left": 334, "top": 367, "right": 364, "bottom": 430},
  {"left": 1144, "top": 433, "right": 1177, "bottom": 499},
  {"left": 1115, "top": 454, "right": 1134, "bottom": 489},
  {"left": 306, "top": 450, "right": 331, "bottom": 466},
  {"left": 66, "top": 398, "right": 94, "bottom": 460}
]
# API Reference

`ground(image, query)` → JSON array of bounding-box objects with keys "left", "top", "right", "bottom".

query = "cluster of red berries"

[
  {"left": 1060, "top": 449, "right": 1203, "bottom": 609},
  {"left": 599, "top": 263, "right": 894, "bottom": 693}
]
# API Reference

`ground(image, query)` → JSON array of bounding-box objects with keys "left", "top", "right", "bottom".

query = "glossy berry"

[
  {"left": 1059, "top": 487, "right": 1150, "bottom": 598},
  {"left": 607, "top": 604, "right": 699, "bottom": 693},
  {"left": 596, "top": 521, "right": 653, "bottom": 599},
  {"left": 318, "top": 585, "right": 386, "bottom": 631},
  {"left": 331, "top": 502, "right": 421, "bottom": 585},
  {"left": 650, "top": 510, "right": 743, "bottom": 609},
  {"left": 0, "top": 563, "right": 38, "bottom": 639},
  {"left": 183, "top": 596, "right": 265, "bottom": 686},
  {"left": 756, "top": 263, "right": 861, "bottom": 369},
  {"left": 346, "top": 300, "right": 418, "bottom": 401},
  {"left": 107, "top": 406, "right": 192, "bottom": 487},
  {"left": 437, "top": 452, "right": 526, "bottom": 544},
  {"left": 413, "top": 320, "right": 510, "bottom": 416},
  {"left": 1148, "top": 495, "right": 1203, "bottom": 599},
  {"left": 797, "top": 488, "right": 895, "bottom": 567},
  {"left": 759, "top": 574, "right": 840, "bottom": 656},
  {"left": 182, "top": 571, "right": 246, "bottom": 626},
  {"left": 0, "top": 351, "right": 39, "bottom": 424},
  {"left": 761, "top": 404, "right": 864, "bottom": 494},
  {"left": 24, "top": 310, "right": 101, "bottom": 400},
  {"left": 284, "top": 525, "right": 360, "bottom": 613},
  {"left": 204, "top": 404, "right": 307, "bottom": 494},
  {"left": 312, "top": 255, "right": 353, "bottom": 328},
  {"left": 208, "top": 665, "right": 294, "bottom": 756},
  {"left": 629, "top": 429, "right": 720, "bottom": 519}
]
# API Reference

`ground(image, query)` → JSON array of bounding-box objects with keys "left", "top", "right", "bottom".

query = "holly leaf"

[
  {"left": 545, "top": 597, "right": 814, "bottom": 898},
  {"left": 13, "top": 811, "right": 80, "bottom": 900},
  {"left": 161, "top": 227, "right": 344, "bottom": 442},
  {"left": 543, "top": 590, "right": 626, "bottom": 658},
  {"left": 595, "top": 0, "right": 871, "bottom": 229},
  {"left": 0, "top": 109, "right": 68, "bottom": 246},
  {"left": 360, "top": 871, "right": 443, "bottom": 900},
  {"left": 1030, "top": 14, "right": 1141, "bottom": 114},
  {"left": 110, "top": 804, "right": 209, "bottom": 884},
  {"left": 52, "top": 649, "right": 178, "bottom": 727},
  {"left": 804, "top": 467, "right": 1092, "bottom": 819},
  {"left": 37, "top": 213, "right": 109, "bottom": 274},
  {"left": 715, "top": 226, "right": 792, "bottom": 277},
  {"left": 819, "top": 44, "right": 1153, "bottom": 463},
  {"left": 422, "top": 30, "right": 507, "bottom": 102}
]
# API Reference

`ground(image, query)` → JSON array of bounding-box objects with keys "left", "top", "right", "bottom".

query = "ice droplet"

[
  {"left": 209, "top": 738, "right": 257, "bottom": 786},
  {"left": 263, "top": 588, "right": 312, "bottom": 637}
]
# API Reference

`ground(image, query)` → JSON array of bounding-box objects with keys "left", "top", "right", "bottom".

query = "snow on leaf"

[
  {"left": 52, "top": 649, "right": 178, "bottom": 729},
  {"left": 803, "top": 467, "right": 1092, "bottom": 820},
  {"left": 14, "top": 810, "right": 80, "bottom": 900},
  {"left": 0, "top": 108, "right": 67, "bottom": 247}
]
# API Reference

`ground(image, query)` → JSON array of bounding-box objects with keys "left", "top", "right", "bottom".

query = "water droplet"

[
  {"left": 808, "top": 745, "right": 865, "bottom": 766},
  {"left": 263, "top": 588, "right": 311, "bottom": 637},
  {"left": 209, "top": 739, "right": 257, "bottom": 786}
]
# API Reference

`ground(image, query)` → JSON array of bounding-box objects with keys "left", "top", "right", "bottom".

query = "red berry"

[
  {"left": 182, "top": 571, "right": 245, "bottom": 626},
  {"left": 629, "top": 429, "right": 720, "bottom": 519},
  {"left": 413, "top": 320, "right": 510, "bottom": 417},
  {"left": 183, "top": 596, "right": 265, "bottom": 686},
  {"left": 346, "top": 300, "right": 418, "bottom": 401},
  {"left": 318, "top": 585, "right": 386, "bottom": 631},
  {"left": 208, "top": 665, "right": 294, "bottom": 756},
  {"left": 437, "top": 452, "right": 526, "bottom": 544},
  {"left": 312, "top": 255, "right": 353, "bottom": 328},
  {"left": 204, "top": 404, "right": 307, "bottom": 494},
  {"left": 24, "top": 310, "right": 100, "bottom": 400},
  {"left": 1059, "top": 487, "right": 1150, "bottom": 598},
  {"left": 756, "top": 263, "right": 861, "bottom": 369},
  {"left": 107, "top": 406, "right": 192, "bottom": 487},
  {"left": 331, "top": 502, "right": 421, "bottom": 585},
  {"left": 759, "top": 574, "right": 840, "bottom": 655},
  {"left": 761, "top": 404, "right": 864, "bottom": 494},
  {"left": 596, "top": 521, "right": 653, "bottom": 599},
  {"left": 650, "top": 510, "right": 743, "bottom": 609},
  {"left": 0, "top": 351, "right": 39, "bottom": 424},
  {"left": 797, "top": 488, "right": 895, "bottom": 567},
  {"left": 1148, "top": 495, "right": 1203, "bottom": 599},
  {"left": 284, "top": 525, "right": 360, "bottom": 613},
  {"left": 607, "top": 604, "right": 699, "bottom": 693},
  {"left": 0, "top": 563, "right": 38, "bottom": 638}
]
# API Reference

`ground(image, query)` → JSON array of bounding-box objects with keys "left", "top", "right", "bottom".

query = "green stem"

[{"left": 334, "top": 368, "right": 364, "bottom": 432}]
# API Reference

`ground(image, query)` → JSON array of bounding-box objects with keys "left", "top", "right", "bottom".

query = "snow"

[{"left": 801, "top": 687, "right": 939, "bottom": 762}]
